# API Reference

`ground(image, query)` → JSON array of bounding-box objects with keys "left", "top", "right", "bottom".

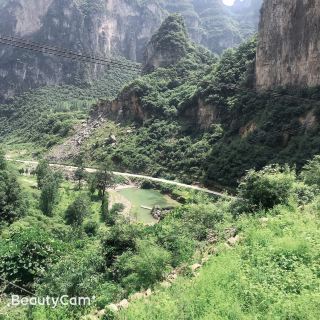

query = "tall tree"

[
  {"left": 95, "top": 161, "right": 116, "bottom": 205},
  {"left": 0, "top": 149, "right": 26, "bottom": 224},
  {"left": 0, "top": 148, "right": 6, "bottom": 170},
  {"left": 39, "top": 172, "right": 62, "bottom": 216},
  {"left": 300, "top": 155, "right": 320, "bottom": 188},
  {"left": 74, "top": 153, "right": 87, "bottom": 190},
  {"left": 65, "top": 195, "right": 91, "bottom": 227},
  {"left": 0, "top": 171, "right": 26, "bottom": 224},
  {"left": 74, "top": 166, "right": 87, "bottom": 190},
  {"left": 87, "top": 173, "right": 98, "bottom": 196},
  {"left": 35, "top": 160, "right": 50, "bottom": 189},
  {"left": 101, "top": 194, "right": 109, "bottom": 223}
]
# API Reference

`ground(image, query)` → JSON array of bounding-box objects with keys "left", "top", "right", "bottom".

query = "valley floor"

[{"left": 8, "top": 159, "right": 229, "bottom": 197}]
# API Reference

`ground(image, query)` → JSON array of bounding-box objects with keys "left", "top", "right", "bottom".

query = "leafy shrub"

[
  {"left": 106, "top": 203, "right": 125, "bottom": 226},
  {"left": 101, "top": 222, "right": 144, "bottom": 267},
  {"left": 37, "top": 244, "right": 104, "bottom": 297},
  {"left": 153, "top": 218, "right": 195, "bottom": 267},
  {"left": 65, "top": 195, "right": 91, "bottom": 227},
  {"left": 171, "top": 202, "right": 228, "bottom": 240},
  {"left": 0, "top": 227, "right": 64, "bottom": 292},
  {"left": 292, "top": 181, "right": 316, "bottom": 205},
  {"left": 84, "top": 220, "right": 99, "bottom": 237},
  {"left": 300, "top": 155, "right": 320, "bottom": 188},
  {"left": 238, "top": 165, "right": 296, "bottom": 211},
  {"left": 113, "top": 239, "right": 172, "bottom": 293}
]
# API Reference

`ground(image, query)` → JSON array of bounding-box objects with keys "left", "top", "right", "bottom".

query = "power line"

[
  {"left": 0, "top": 34, "right": 141, "bottom": 71},
  {"left": 0, "top": 35, "right": 141, "bottom": 72},
  {"left": 5, "top": 34, "right": 141, "bottom": 70},
  {"left": 0, "top": 38, "right": 139, "bottom": 72}
]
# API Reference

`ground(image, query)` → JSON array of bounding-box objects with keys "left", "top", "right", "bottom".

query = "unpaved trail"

[{"left": 8, "top": 159, "right": 235, "bottom": 198}]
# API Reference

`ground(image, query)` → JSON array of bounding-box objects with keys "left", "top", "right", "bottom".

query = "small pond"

[{"left": 118, "top": 188, "right": 178, "bottom": 224}]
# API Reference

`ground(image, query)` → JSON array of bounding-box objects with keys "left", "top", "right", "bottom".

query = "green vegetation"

[
  {"left": 117, "top": 157, "right": 320, "bottom": 320},
  {"left": 1, "top": 10, "right": 320, "bottom": 320},
  {"left": 37, "top": 163, "right": 63, "bottom": 216},
  {"left": 0, "top": 62, "right": 139, "bottom": 153},
  {"left": 65, "top": 195, "right": 91, "bottom": 227},
  {"left": 85, "top": 31, "right": 319, "bottom": 188},
  {"left": 300, "top": 155, "right": 320, "bottom": 188},
  {"left": 6, "top": 14, "right": 318, "bottom": 191},
  {"left": 0, "top": 149, "right": 320, "bottom": 319},
  {"left": 237, "top": 165, "right": 297, "bottom": 211},
  {"left": 144, "top": 14, "right": 194, "bottom": 71},
  {"left": 120, "top": 206, "right": 320, "bottom": 320},
  {"left": 0, "top": 150, "right": 26, "bottom": 225},
  {"left": 0, "top": 227, "right": 65, "bottom": 293}
]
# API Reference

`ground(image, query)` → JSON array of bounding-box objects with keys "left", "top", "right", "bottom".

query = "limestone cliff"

[
  {"left": 0, "top": 0, "right": 262, "bottom": 100},
  {"left": 89, "top": 15, "right": 189, "bottom": 125},
  {"left": 256, "top": 0, "right": 320, "bottom": 89},
  {"left": 0, "top": 0, "right": 165, "bottom": 100}
]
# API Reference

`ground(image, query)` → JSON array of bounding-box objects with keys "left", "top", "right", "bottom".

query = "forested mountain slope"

[
  {"left": 68, "top": 14, "right": 320, "bottom": 188},
  {"left": 0, "top": 61, "right": 139, "bottom": 155}
]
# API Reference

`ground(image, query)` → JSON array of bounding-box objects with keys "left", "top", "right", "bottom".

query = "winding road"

[{"left": 8, "top": 159, "right": 235, "bottom": 199}]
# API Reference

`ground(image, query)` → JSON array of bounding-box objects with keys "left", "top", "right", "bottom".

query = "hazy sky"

[{"left": 223, "top": 0, "right": 235, "bottom": 5}]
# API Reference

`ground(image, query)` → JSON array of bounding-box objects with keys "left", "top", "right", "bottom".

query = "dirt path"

[{"left": 8, "top": 159, "right": 236, "bottom": 199}]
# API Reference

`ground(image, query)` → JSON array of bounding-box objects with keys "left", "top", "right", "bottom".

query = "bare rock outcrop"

[
  {"left": 256, "top": 0, "right": 320, "bottom": 90},
  {"left": 47, "top": 117, "right": 105, "bottom": 163}
]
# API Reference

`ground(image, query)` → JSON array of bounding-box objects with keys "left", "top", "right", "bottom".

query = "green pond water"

[{"left": 118, "top": 188, "right": 178, "bottom": 224}]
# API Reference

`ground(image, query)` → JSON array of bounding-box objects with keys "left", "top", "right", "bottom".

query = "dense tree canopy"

[{"left": 0, "top": 151, "right": 26, "bottom": 224}]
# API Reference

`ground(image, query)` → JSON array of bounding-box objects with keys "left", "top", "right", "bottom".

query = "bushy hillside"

[
  {"left": 120, "top": 204, "right": 320, "bottom": 319},
  {"left": 0, "top": 63, "right": 139, "bottom": 153},
  {"left": 1, "top": 149, "right": 320, "bottom": 320}
]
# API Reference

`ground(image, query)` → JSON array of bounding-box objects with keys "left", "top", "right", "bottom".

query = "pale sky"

[{"left": 223, "top": 0, "right": 236, "bottom": 6}]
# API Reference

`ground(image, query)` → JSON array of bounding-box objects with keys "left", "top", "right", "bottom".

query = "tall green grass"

[{"left": 120, "top": 206, "right": 320, "bottom": 320}]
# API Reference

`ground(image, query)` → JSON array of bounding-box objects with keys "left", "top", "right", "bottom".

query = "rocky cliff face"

[
  {"left": 256, "top": 0, "right": 320, "bottom": 89},
  {"left": 166, "top": 0, "right": 262, "bottom": 55},
  {"left": 0, "top": 0, "right": 165, "bottom": 100},
  {"left": 0, "top": 0, "right": 262, "bottom": 100},
  {"left": 90, "top": 15, "right": 218, "bottom": 130}
]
